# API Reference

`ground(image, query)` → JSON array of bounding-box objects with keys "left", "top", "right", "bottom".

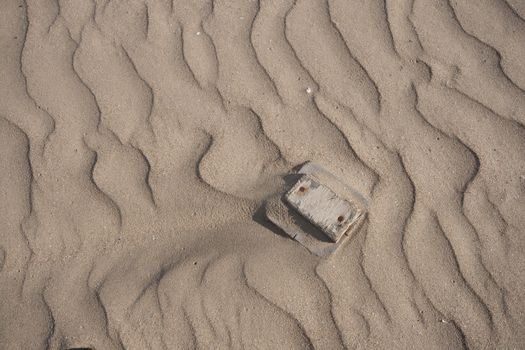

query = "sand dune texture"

[{"left": 1, "top": 0, "right": 525, "bottom": 349}]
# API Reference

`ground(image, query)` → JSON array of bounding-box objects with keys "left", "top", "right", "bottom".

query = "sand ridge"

[{"left": 1, "top": 0, "right": 524, "bottom": 349}]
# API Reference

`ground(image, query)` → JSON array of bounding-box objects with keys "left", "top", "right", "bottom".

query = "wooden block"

[
  {"left": 285, "top": 175, "right": 361, "bottom": 242},
  {"left": 263, "top": 162, "right": 367, "bottom": 256}
]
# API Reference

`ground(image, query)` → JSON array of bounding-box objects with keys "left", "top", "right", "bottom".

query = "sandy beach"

[{"left": 1, "top": 0, "right": 524, "bottom": 349}]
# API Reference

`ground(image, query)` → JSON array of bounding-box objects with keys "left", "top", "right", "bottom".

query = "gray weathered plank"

[{"left": 285, "top": 175, "right": 361, "bottom": 242}]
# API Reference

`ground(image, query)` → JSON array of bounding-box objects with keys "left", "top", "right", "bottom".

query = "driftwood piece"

[
  {"left": 264, "top": 162, "right": 367, "bottom": 257},
  {"left": 285, "top": 175, "right": 362, "bottom": 243}
]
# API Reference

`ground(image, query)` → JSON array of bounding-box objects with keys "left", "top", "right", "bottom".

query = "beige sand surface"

[{"left": 1, "top": 0, "right": 525, "bottom": 349}]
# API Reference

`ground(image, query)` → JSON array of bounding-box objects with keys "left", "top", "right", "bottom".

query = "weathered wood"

[
  {"left": 285, "top": 175, "right": 360, "bottom": 242},
  {"left": 263, "top": 162, "right": 367, "bottom": 256}
]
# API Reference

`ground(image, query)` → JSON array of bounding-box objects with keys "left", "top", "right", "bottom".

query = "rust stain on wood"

[{"left": 285, "top": 175, "right": 361, "bottom": 242}]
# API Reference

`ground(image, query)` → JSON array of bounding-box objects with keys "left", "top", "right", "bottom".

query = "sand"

[{"left": 1, "top": 0, "right": 524, "bottom": 349}]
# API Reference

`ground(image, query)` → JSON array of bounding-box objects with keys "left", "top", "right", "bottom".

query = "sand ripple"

[{"left": 1, "top": 0, "right": 524, "bottom": 349}]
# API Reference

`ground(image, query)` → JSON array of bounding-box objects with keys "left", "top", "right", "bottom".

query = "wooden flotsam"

[
  {"left": 264, "top": 162, "right": 367, "bottom": 257},
  {"left": 285, "top": 175, "right": 363, "bottom": 243}
]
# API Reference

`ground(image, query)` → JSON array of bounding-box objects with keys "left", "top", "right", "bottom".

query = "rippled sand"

[{"left": 1, "top": 0, "right": 525, "bottom": 349}]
